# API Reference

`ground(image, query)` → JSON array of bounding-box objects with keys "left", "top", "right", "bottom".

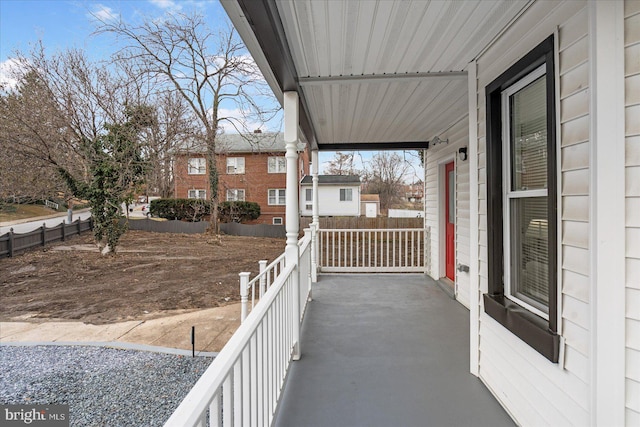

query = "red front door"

[{"left": 445, "top": 161, "right": 455, "bottom": 281}]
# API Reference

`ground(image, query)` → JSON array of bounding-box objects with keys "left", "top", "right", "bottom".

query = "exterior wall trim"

[
  {"left": 468, "top": 59, "right": 480, "bottom": 377},
  {"left": 437, "top": 154, "right": 457, "bottom": 281},
  {"left": 588, "top": 1, "right": 627, "bottom": 424}
]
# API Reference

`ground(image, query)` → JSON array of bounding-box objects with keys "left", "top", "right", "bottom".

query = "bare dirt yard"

[{"left": 0, "top": 231, "right": 285, "bottom": 324}]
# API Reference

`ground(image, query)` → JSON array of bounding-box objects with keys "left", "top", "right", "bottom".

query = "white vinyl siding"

[
  {"left": 299, "top": 185, "right": 360, "bottom": 217},
  {"left": 475, "top": 2, "right": 589, "bottom": 425},
  {"left": 625, "top": 0, "right": 640, "bottom": 423},
  {"left": 424, "top": 117, "right": 470, "bottom": 308}
]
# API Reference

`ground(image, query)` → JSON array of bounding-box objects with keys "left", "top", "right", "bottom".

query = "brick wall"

[{"left": 174, "top": 149, "right": 310, "bottom": 225}]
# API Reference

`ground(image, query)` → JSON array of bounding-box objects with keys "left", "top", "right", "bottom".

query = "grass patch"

[{"left": 0, "top": 204, "right": 57, "bottom": 222}]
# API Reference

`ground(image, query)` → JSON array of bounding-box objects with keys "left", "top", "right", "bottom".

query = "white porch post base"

[{"left": 284, "top": 91, "right": 301, "bottom": 361}]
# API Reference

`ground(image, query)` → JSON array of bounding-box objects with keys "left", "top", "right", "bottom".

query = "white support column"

[
  {"left": 284, "top": 91, "right": 301, "bottom": 360},
  {"left": 311, "top": 149, "right": 320, "bottom": 282},
  {"left": 588, "top": 1, "right": 626, "bottom": 425},
  {"left": 467, "top": 60, "right": 480, "bottom": 377},
  {"left": 422, "top": 148, "right": 428, "bottom": 275}
]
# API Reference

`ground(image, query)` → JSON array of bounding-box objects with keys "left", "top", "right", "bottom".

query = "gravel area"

[{"left": 0, "top": 345, "right": 213, "bottom": 426}]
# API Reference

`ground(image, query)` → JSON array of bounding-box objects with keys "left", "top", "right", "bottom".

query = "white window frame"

[
  {"left": 273, "top": 217, "right": 283, "bottom": 225},
  {"left": 226, "top": 157, "right": 245, "bottom": 174},
  {"left": 268, "top": 189, "right": 286, "bottom": 205},
  {"left": 188, "top": 189, "right": 206, "bottom": 199},
  {"left": 226, "top": 189, "right": 246, "bottom": 202},
  {"left": 339, "top": 188, "right": 353, "bottom": 202},
  {"left": 188, "top": 158, "right": 206, "bottom": 175},
  {"left": 501, "top": 64, "right": 549, "bottom": 320},
  {"left": 268, "top": 156, "right": 286, "bottom": 173}
]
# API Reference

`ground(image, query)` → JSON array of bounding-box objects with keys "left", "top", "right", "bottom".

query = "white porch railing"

[
  {"left": 240, "top": 253, "right": 286, "bottom": 322},
  {"left": 318, "top": 228, "right": 429, "bottom": 273},
  {"left": 165, "top": 231, "right": 312, "bottom": 427}
]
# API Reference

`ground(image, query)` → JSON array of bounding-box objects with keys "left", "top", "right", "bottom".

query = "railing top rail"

[
  {"left": 298, "top": 230, "right": 312, "bottom": 251},
  {"left": 164, "top": 262, "right": 297, "bottom": 426},
  {"left": 246, "top": 252, "right": 286, "bottom": 289},
  {"left": 320, "top": 227, "right": 428, "bottom": 232}
]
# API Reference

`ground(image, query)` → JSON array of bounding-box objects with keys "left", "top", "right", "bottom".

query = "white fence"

[
  {"left": 165, "top": 231, "right": 312, "bottom": 427},
  {"left": 318, "top": 228, "right": 429, "bottom": 273}
]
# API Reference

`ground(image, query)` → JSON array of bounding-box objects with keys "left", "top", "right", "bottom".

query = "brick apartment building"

[{"left": 173, "top": 132, "right": 309, "bottom": 225}]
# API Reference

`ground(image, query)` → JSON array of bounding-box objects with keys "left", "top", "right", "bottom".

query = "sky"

[{"left": 0, "top": 0, "right": 424, "bottom": 180}]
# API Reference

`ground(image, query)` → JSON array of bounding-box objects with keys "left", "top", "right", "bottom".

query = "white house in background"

[
  {"left": 300, "top": 175, "right": 361, "bottom": 217},
  {"left": 360, "top": 194, "right": 380, "bottom": 218}
]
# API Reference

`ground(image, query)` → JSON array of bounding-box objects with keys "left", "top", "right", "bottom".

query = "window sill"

[{"left": 483, "top": 293, "right": 559, "bottom": 363}]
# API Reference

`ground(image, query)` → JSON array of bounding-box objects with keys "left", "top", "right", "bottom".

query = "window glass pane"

[
  {"left": 340, "top": 188, "right": 352, "bottom": 201},
  {"left": 509, "top": 196, "right": 549, "bottom": 312},
  {"left": 306, "top": 188, "right": 312, "bottom": 201},
  {"left": 510, "top": 76, "right": 547, "bottom": 191},
  {"left": 278, "top": 190, "right": 286, "bottom": 205}
]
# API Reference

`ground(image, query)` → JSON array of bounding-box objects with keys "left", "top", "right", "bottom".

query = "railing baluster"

[
  {"left": 267, "top": 309, "right": 273, "bottom": 423},
  {"left": 331, "top": 231, "right": 335, "bottom": 268},
  {"left": 209, "top": 394, "right": 220, "bottom": 427},
  {"left": 233, "top": 360, "right": 242, "bottom": 426},
  {"left": 250, "top": 334, "right": 257, "bottom": 427},
  {"left": 242, "top": 346, "right": 250, "bottom": 427},
  {"left": 393, "top": 231, "right": 396, "bottom": 267},
  {"left": 223, "top": 375, "right": 232, "bottom": 426},
  {"left": 257, "top": 323, "right": 264, "bottom": 427},
  {"left": 373, "top": 230, "right": 377, "bottom": 267},
  {"left": 349, "top": 230, "right": 353, "bottom": 268},
  {"left": 368, "top": 230, "right": 371, "bottom": 268}
]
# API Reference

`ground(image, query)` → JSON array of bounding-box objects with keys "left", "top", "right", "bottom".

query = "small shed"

[{"left": 360, "top": 194, "right": 380, "bottom": 218}]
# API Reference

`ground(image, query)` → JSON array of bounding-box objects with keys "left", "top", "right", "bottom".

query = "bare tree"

[
  {"left": 0, "top": 71, "right": 68, "bottom": 205},
  {"left": 96, "top": 12, "right": 279, "bottom": 233},
  {"left": 136, "top": 92, "right": 196, "bottom": 199},
  {"left": 325, "top": 151, "right": 359, "bottom": 176},
  {"left": 361, "top": 152, "right": 411, "bottom": 211},
  {"left": 0, "top": 45, "right": 150, "bottom": 253}
]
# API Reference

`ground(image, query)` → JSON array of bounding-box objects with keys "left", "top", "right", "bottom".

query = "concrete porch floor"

[{"left": 274, "top": 274, "right": 515, "bottom": 427}]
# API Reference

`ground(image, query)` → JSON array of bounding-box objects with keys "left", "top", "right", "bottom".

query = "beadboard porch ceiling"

[{"left": 222, "top": 0, "right": 530, "bottom": 151}]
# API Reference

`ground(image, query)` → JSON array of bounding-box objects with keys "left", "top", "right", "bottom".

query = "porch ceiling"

[{"left": 222, "top": 0, "right": 530, "bottom": 150}]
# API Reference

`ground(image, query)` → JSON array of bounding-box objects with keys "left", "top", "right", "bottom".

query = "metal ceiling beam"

[
  {"left": 298, "top": 71, "right": 468, "bottom": 86},
  {"left": 318, "top": 141, "right": 430, "bottom": 151},
  {"left": 236, "top": 0, "right": 317, "bottom": 148}
]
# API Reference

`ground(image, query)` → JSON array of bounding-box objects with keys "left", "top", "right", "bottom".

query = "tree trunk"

[{"left": 206, "top": 132, "right": 219, "bottom": 235}]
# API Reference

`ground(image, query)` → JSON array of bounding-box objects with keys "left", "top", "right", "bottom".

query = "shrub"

[
  {"left": 219, "top": 201, "right": 260, "bottom": 223},
  {"left": 150, "top": 198, "right": 210, "bottom": 221},
  {"left": 149, "top": 199, "right": 261, "bottom": 223}
]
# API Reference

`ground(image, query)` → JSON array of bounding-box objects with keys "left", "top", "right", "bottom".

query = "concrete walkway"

[
  {"left": 274, "top": 274, "right": 515, "bottom": 427},
  {"left": 0, "top": 303, "right": 242, "bottom": 356}
]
